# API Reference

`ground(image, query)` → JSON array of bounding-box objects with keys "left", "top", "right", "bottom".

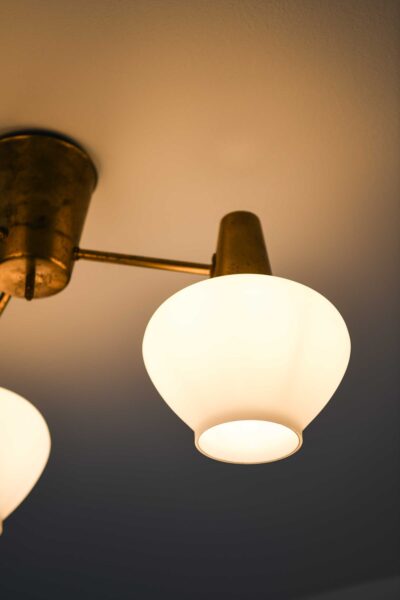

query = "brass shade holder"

[
  {"left": 213, "top": 211, "right": 272, "bottom": 277},
  {"left": 0, "top": 130, "right": 271, "bottom": 313}
]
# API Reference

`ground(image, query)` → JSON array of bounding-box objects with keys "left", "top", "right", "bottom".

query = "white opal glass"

[
  {"left": 0, "top": 388, "right": 51, "bottom": 532},
  {"left": 143, "top": 274, "right": 350, "bottom": 464}
]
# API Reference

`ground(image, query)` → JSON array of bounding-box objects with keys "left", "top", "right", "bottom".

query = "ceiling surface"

[{"left": 0, "top": 1, "right": 399, "bottom": 598}]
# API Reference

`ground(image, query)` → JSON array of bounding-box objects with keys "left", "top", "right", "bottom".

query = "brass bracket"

[
  {"left": 73, "top": 212, "right": 271, "bottom": 278},
  {"left": 0, "top": 130, "right": 271, "bottom": 304}
]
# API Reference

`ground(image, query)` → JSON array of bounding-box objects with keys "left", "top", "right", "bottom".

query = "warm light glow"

[
  {"left": 196, "top": 420, "right": 302, "bottom": 464},
  {"left": 143, "top": 274, "right": 351, "bottom": 464},
  {"left": 0, "top": 388, "right": 51, "bottom": 533}
]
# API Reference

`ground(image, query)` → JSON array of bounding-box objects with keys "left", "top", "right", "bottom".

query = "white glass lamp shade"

[
  {"left": 0, "top": 388, "right": 51, "bottom": 532},
  {"left": 143, "top": 274, "right": 350, "bottom": 464}
]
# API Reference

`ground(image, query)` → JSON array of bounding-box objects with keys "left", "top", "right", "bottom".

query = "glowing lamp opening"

[{"left": 196, "top": 419, "right": 302, "bottom": 464}]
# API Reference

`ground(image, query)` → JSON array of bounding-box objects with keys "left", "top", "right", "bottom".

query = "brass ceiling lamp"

[{"left": 0, "top": 131, "right": 350, "bottom": 530}]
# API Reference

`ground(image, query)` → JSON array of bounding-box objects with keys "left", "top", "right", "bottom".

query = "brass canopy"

[{"left": 0, "top": 131, "right": 97, "bottom": 299}]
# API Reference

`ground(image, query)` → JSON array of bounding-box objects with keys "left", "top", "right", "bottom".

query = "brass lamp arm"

[
  {"left": 74, "top": 248, "right": 213, "bottom": 276},
  {"left": 0, "top": 133, "right": 271, "bottom": 300},
  {"left": 73, "top": 211, "right": 271, "bottom": 279}
]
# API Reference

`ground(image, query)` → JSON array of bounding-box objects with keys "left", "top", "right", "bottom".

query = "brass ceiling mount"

[{"left": 0, "top": 131, "right": 97, "bottom": 299}]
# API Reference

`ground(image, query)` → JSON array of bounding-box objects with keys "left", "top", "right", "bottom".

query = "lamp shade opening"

[
  {"left": 143, "top": 274, "right": 350, "bottom": 464},
  {"left": 0, "top": 387, "right": 51, "bottom": 532},
  {"left": 196, "top": 419, "right": 302, "bottom": 464}
]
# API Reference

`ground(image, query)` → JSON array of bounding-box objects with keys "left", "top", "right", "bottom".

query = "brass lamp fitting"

[
  {"left": 0, "top": 130, "right": 271, "bottom": 309},
  {"left": 0, "top": 131, "right": 97, "bottom": 299}
]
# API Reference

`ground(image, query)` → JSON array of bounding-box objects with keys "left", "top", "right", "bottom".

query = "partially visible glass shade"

[
  {"left": 143, "top": 274, "right": 351, "bottom": 464},
  {"left": 0, "top": 388, "right": 51, "bottom": 532}
]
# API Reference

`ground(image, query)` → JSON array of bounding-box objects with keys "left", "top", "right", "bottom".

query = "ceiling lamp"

[
  {"left": 0, "top": 387, "right": 50, "bottom": 533},
  {"left": 0, "top": 131, "right": 350, "bottom": 524},
  {"left": 143, "top": 212, "right": 350, "bottom": 463}
]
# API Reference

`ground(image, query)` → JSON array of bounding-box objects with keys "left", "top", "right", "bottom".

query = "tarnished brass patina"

[
  {"left": 0, "top": 131, "right": 97, "bottom": 299},
  {"left": 212, "top": 211, "right": 272, "bottom": 276}
]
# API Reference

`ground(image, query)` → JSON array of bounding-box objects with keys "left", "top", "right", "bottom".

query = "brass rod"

[
  {"left": 0, "top": 292, "right": 11, "bottom": 317},
  {"left": 74, "top": 248, "right": 212, "bottom": 276}
]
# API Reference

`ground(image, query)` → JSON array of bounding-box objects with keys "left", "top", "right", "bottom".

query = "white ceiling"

[
  {"left": 0, "top": 2, "right": 399, "bottom": 598},
  {"left": 1, "top": 0, "right": 398, "bottom": 390}
]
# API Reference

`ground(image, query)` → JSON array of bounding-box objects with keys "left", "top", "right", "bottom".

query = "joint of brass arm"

[{"left": 0, "top": 292, "right": 11, "bottom": 317}]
